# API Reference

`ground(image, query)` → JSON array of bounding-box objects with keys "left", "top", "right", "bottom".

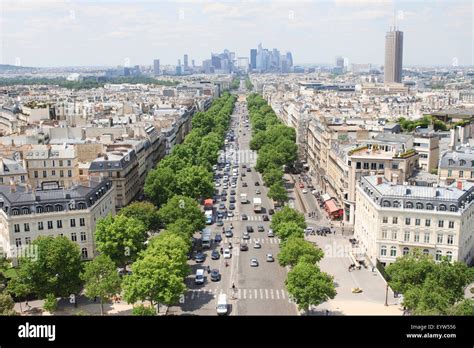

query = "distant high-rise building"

[
  {"left": 286, "top": 52, "right": 293, "bottom": 67},
  {"left": 177, "top": 59, "right": 181, "bottom": 67},
  {"left": 250, "top": 49, "right": 257, "bottom": 70},
  {"left": 153, "top": 59, "right": 160, "bottom": 75},
  {"left": 184, "top": 54, "right": 188, "bottom": 69},
  {"left": 335, "top": 56, "right": 344, "bottom": 69},
  {"left": 384, "top": 28, "right": 403, "bottom": 83},
  {"left": 191, "top": 59, "right": 195, "bottom": 67}
]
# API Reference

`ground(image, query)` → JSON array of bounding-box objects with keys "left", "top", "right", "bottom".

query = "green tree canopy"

[
  {"left": 176, "top": 165, "right": 214, "bottom": 200},
  {"left": 0, "top": 292, "right": 16, "bottom": 315},
  {"left": 278, "top": 236, "right": 324, "bottom": 267},
  {"left": 144, "top": 166, "right": 178, "bottom": 207},
  {"left": 157, "top": 195, "right": 205, "bottom": 233},
  {"left": 273, "top": 221, "right": 304, "bottom": 241},
  {"left": 268, "top": 182, "right": 289, "bottom": 205},
  {"left": 270, "top": 206, "right": 307, "bottom": 232},
  {"left": 119, "top": 201, "right": 160, "bottom": 232}
]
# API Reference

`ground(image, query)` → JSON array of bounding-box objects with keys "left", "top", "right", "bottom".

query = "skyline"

[{"left": 0, "top": 0, "right": 473, "bottom": 68}]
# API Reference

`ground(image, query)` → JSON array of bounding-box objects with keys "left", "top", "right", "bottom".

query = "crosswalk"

[
  {"left": 223, "top": 237, "right": 280, "bottom": 244},
  {"left": 184, "top": 288, "right": 292, "bottom": 302},
  {"left": 223, "top": 215, "right": 267, "bottom": 222}
]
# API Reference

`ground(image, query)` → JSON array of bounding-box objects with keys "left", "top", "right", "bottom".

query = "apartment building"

[
  {"left": 354, "top": 176, "right": 474, "bottom": 267},
  {"left": 438, "top": 145, "right": 474, "bottom": 185},
  {"left": 413, "top": 128, "right": 439, "bottom": 172},
  {"left": 23, "top": 144, "right": 79, "bottom": 189},
  {"left": 0, "top": 179, "right": 115, "bottom": 263},
  {"left": 0, "top": 157, "right": 27, "bottom": 186}
]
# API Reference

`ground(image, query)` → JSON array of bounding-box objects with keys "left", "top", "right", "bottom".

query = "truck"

[
  {"left": 240, "top": 193, "right": 248, "bottom": 204},
  {"left": 204, "top": 198, "right": 213, "bottom": 210},
  {"left": 253, "top": 197, "right": 262, "bottom": 213},
  {"left": 201, "top": 228, "right": 212, "bottom": 249},
  {"left": 205, "top": 210, "right": 213, "bottom": 225}
]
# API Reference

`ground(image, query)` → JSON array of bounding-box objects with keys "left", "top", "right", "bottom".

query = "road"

[{"left": 168, "top": 88, "right": 297, "bottom": 316}]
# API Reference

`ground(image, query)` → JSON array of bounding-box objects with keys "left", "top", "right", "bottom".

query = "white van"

[
  {"left": 216, "top": 294, "right": 228, "bottom": 315},
  {"left": 195, "top": 269, "right": 205, "bottom": 285}
]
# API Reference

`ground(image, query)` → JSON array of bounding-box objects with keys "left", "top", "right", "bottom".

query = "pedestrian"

[
  {"left": 232, "top": 282, "right": 236, "bottom": 291},
  {"left": 372, "top": 266, "right": 375, "bottom": 272},
  {"left": 220, "top": 247, "right": 223, "bottom": 254},
  {"left": 326, "top": 309, "right": 329, "bottom": 316}
]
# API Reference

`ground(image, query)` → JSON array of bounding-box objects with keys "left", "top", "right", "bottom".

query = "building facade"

[{"left": 384, "top": 29, "right": 403, "bottom": 84}]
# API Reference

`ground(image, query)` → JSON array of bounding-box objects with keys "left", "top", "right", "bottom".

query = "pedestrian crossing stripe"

[
  {"left": 223, "top": 238, "right": 280, "bottom": 244},
  {"left": 223, "top": 215, "right": 266, "bottom": 221},
  {"left": 185, "top": 288, "right": 290, "bottom": 301}
]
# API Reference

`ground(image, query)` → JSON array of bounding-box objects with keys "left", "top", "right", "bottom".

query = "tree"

[
  {"left": 273, "top": 221, "right": 304, "bottom": 241},
  {"left": 164, "top": 218, "right": 195, "bottom": 245},
  {"left": 146, "top": 231, "right": 190, "bottom": 278},
  {"left": 263, "top": 168, "right": 284, "bottom": 187},
  {"left": 81, "top": 254, "right": 122, "bottom": 315},
  {"left": 447, "top": 299, "right": 474, "bottom": 316},
  {"left": 119, "top": 201, "right": 160, "bottom": 232},
  {"left": 144, "top": 166, "right": 177, "bottom": 207},
  {"left": 176, "top": 165, "right": 214, "bottom": 200},
  {"left": 270, "top": 206, "right": 307, "bottom": 232},
  {"left": 286, "top": 261, "right": 336, "bottom": 312},
  {"left": 132, "top": 304, "right": 156, "bottom": 316},
  {"left": 0, "top": 292, "right": 16, "bottom": 315},
  {"left": 278, "top": 236, "right": 324, "bottom": 267},
  {"left": 157, "top": 195, "right": 205, "bottom": 233},
  {"left": 267, "top": 183, "right": 289, "bottom": 205},
  {"left": 122, "top": 252, "right": 187, "bottom": 313},
  {"left": 7, "top": 236, "right": 82, "bottom": 299},
  {"left": 43, "top": 293, "right": 58, "bottom": 313},
  {"left": 95, "top": 215, "right": 147, "bottom": 269}
]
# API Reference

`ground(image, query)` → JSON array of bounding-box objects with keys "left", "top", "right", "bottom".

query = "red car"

[{"left": 299, "top": 183, "right": 305, "bottom": 188}]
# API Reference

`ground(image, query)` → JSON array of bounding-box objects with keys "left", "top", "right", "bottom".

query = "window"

[
  {"left": 383, "top": 201, "right": 391, "bottom": 207},
  {"left": 59, "top": 160, "right": 63, "bottom": 166},
  {"left": 382, "top": 230, "right": 387, "bottom": 239},
  {"left": 392, "top": 163, "right": 399, "bottom": 170},
  {"left": 25, "top": 237, "right": 31, "bottom": 245},
  {"left": 460, "top": 160, "right": 466, "bottom": 166},
  {"left": 371, "top": 163, "right": 377, "bottom": 170},
  {"left": 12, "top": 209, "right": 19, "bottom": 216},
  {"left": 450, "top": 205, "right": 457, "bottom": 212},
  {"left": 380, "top": 246, "right": 387, "bottom": 256},
  {"left": 60, "top": 170, "right": 64, "bottom": 178},
  {"left": 43, "top": 170, "right": 47, "bottom": 178},
  {"left": 80, "top": 231, "right": 86, "bottom": 242},
  {"left": 24, "top": 223, "right": 30, "bottom": 232},
  {"left": 392, "top": 217, "right": 398, "bottom": 224},
  {"left": 67, "top": 160, "right": 72, "bottom": 166},
  {"left": 356, "top": 162, "right": 361, "bottom": 169},
  {"left": 70, "top": 219, "right": 76, "bottom": 227},
  {"left": 80, "top": 218, "right": 85, "bottom": 226},
  {"left": 415, "top": 219, "right": 420, "bottom": 226},
  {"left": 447, "top": 169, "right": 452, "bottom": 177},
  {"left": 447, "top": 235, "right": 454, "bottom": 245},
  {"left": 391, "top": 231, "right": 397, "bottom": 240},
  {"left": 390, "top": 246, "right": 397, "bottom": 257},
  {"left": 459, "top": 170, "right": 464, "bottom": 178},
  {"left": 425, "top": 219, "right": 431, "bottom": 227},
  {"left": 15, "top": 238, "right": 21, "bottom": 247},
  {"left": 14, "top": 224, "right": 20, "bottom": 233},
  {"left": 55, "top": 204, "right": 63, "bottom": 212},
  {"left": 406, "top": 202, "right": 413, "bottom": 209},
  {"left": 38, "top": 222, "right": 43, "bottom": 230},
  {"left": 439, "top": 204, "right": 446, "bottom": 211},
  {"left": 379, "top": 163, "right": 384, "bottom": 169},
  {"left": 403, "top": 247, "right": 410, "bottom": 255},
  {"left": 57, "top": 220, "right": 62, "bottom": 228},
  {"left": 393, "top": 201, "right": 400, "bottom": 208},
  {"left": 448, "top": 159, "right": 454, "bottom": 166},
  {"left": 382, "top": 217, "right": 388, "bottom": 223},
  {"left": 437, "top": 234, "right": 443, "bottom": 244},
  {"left": 423, "top": 249, "right": 429, "bottom": 256},
  {"left": 81, "top": 248, "right": 88, "bottom": 259},
  {"left": 404, "top": 231, "right": 410, "bottom": 242},
  {"left": 414, "top": 233, "right": 420, "bottom": 242},
  {"left": 34, "top": 171, "right": 38, "bottom": 178},
  {"left": 52, "top": 170, "right": 56, "bottom": 176},
  {"left": 446, "top": 251, "right": 452, "bottom": 262},
  {"left": 436, "top": 250, "right": 442, "bottom": 261},
  {"left": 71, "top": 233, "right": 77, "bottom": 242},
  {"left": 424, "top": 233, "right": 430, "bottom": 243},
  {"left": 448, "top": 221, "right": 454, "bottom": 228},
  {"left": 471, "top": 171, "right": 474, "bottom": 179},
  {"left": 36, "top": 206, "right": 43, "bottom": 213},
  {"left": 47, "top": 221, "right": 53, "bottom": 229},
  {"left": 363, "top": 163, "right": 369, "bottom": 169},
  {"left": 22, "top": 207, "right": 29, "bottom": 214},
  {"left": 405, "top": 218, "right": 411, "bottom": 225},
  {"left": 426, "top": 203, "right": 434, "bottom": 210},
  {"left": 438, "top": 220, "right": 444, "bottom": 228},
  {"left": 416, "top": 202, "right": 423, "bottom": 210},
  {"left": 68, "top": 170, "right": 72, "bottom": 177}
]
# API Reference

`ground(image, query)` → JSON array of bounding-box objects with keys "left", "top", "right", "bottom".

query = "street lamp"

[{"left": 384, "top": 284, "right": 389, "bottom": 306}]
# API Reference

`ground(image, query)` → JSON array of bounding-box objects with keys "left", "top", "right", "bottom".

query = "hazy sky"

[{"left": 0, "top": 0, "right": 472, "bottom": 67}]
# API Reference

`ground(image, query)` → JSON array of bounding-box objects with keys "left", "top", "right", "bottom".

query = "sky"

[{"left": 0, "top": 0, "right": 472, "bottom": 68}]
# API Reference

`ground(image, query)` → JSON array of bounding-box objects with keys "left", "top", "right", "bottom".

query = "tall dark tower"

[{"left": 384, "top": 28, "right": 403, "bottom": 83}]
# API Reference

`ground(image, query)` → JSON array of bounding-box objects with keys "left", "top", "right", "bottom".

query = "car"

[
  {"left": 254, "top": 242, "right": 261, "bottom": 249},
  {"left": 227, "top": 211, "right": 234, "bottom": 217},
  {"left": 210, "top": 269, "right": 221, "bottom": 281},
  {"left": 216, "top": 220, "right": 224, "bottom": 226},
  {"left": 241, "top": 214, "right": 248, "bottom": 220},
  {"left": 223, "top": 184, "right": 228, "bottom": 189},
  {"left": 262, "top": 215, "right": 269, "bottom": 221},
  {"left": 229, "top": 204, "right": 235, "bottom": 210},
  {"left": 215, "top": 183, "right": 221, "bottom": 187},
  {"left": 231, "top": 183, "right": 237, "bottom": 188},
  {"left": 240, "top": 243, "right": 249, "bottom": 251},
  {"left": 267, "top": 229, "right": 274, "bottom": 237},
  {"left": 266, "top": 253, "right": 274, "bottom": 262},
  {"left": 242, "top": 182, "right": 248, "bottom": 187},
  {"left": 255, "top": 189, "right": 261, "bottom": 194},
  {"left": 221, "top": 196, "right": 227, "bottom": 202},
  {"left": 225, "top": 229, "right": 233, "bottom": 238},
  {"left": 302, "top": 189, "right": 308, "bottom": 194},
  {"left": 242, "top": 164, "right": 247, "bottom": 168},
  {"left": 247, "top": 168, "right": 251, "bottom": 172},
  {"left": 269, "top": 209, "right": 275, "bottom": 215},
  {"left": 250, "top": 258, "right": 259, "bottom": 267},
  {"left": 255, "top": 181, "right": 260, "bottom": 186},
  {"left": 230, "top": 190, "right": 236, "bottom": 196},
  {"left": 217, "top": 211, "right": 224, "bottom": 218},
  {"left": 195, "top": 253, "right": 205, "bottom": 263},
  {"left": 257, "top": 225, "right": 264, "bottom": 232},
  {"left": 304, "top": 227, "right": 314, "bottom": 234},
  {"left": 214, "top": 233, "right": 223, "bottom": 243},
  {"left": 229, "top": 197, "right": 236, "bottom": 203},
  {"left": 195, "top": 269, "right": 205, "bottom": 284},
  {"left": 242, "top": 232, "right": 250, "bottom": 240},
  {"left": 246, "top": 226, "right": 254, "bottom": 232},
  {"left": 211, "top": 250, "right": 220, "bottom": 260},
  {"left": 299, "top": 183, "right": 305, "bottom": 188},
  {"left": 311, "top": 190, "right": 318, "bottom": 195},
  {"left": 219, "top": 202, "right": 225, "bottom": 209},
  {"left": 241, "top": 172, "right": 246, "bottom": 177},
  {"left": 223, "top": 249, "right": 231, "bottom": 259}
]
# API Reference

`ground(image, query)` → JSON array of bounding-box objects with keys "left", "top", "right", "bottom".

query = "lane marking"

[
  {"left": 265, "top": 289, "right": 269, "bottom": 299},
  {"left": 270, "top": 289, "right": 274, "bottom": 299},
  {"left": 260, "top": 289, "right": 263, "bottom": 299}
]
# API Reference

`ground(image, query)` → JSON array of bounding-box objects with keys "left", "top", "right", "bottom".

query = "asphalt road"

[{"left": 168, "top": 91, "right": 297, "bottom": 316}]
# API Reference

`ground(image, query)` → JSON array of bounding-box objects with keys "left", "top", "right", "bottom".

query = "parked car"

[
  {"left": 241, "top": 214, "right": 248, "bottom": 220},
  {"left": 267, "top": 230, "right": 275, "bottom": 237},
  {"left": 195, "top": 253, "right": 205, "bottom": 263},
  {"left": 247, "top": 168, "right": 251, "bottom": 172},
  {"left": 227, "top": 211, "right": 234, "bottom": 217},
  {"left": 214, "top": 233, "right": 223, "bottom": 243},
  {"left": 229, "top": 197, "right": 236, "bottom": 203},
  {"left": 262, "top": 215, "right": 269, "bottom": 221},
  {"left": 246, "top": 226, "right": 254, "bottom": 232},
  {"left": 230, "top": 190, "right": 236, "bottom": 196},
  {"left": 243, "top": 232, "right": 250, "bottom": 240},
  {"left": 255, "top": 189, "right": 261, "bottom": 194},
  {"left": 302, "top": 189, "right": 308, "bottom": 194},
  {"left": 216, "top": 220, "right": 224, "bottom": 226},
  {"left": 254, "top": 242, "right": 261, "bottom": 249},
  {"left": 254, "top": 181, "right": 260, "bottom": 186},
  {"left": 266, "top": 253, "right": 274, "bottom": 262},
  {"left": 223, "top": 249, "right": 231, "bottom": 259},
  {"left": 219, "top": 203, "right": 225, "bottom": 209},
  {"left": 257, "top": 225, "right": 264, "bottom": 232},
  {"left": 242, "top": 182, "right": 248, "bottom": 187},
  {"left": 211, "top": 250, "right": 220, "bottom": 260},
  {"left": 225, "top": 229, "right": 233, "bottom": 238},
  {"left": 229, "top": 203, "right": 236, "bottom": 210},
  {"left": 269, "top": 209, "right": 275, "bottom": 215},
  {"left": 240, "top": 243, "right": 249, "bottom": 251},
  {"left": 250, "top": 258, "right": 259, "bottom": 267}
]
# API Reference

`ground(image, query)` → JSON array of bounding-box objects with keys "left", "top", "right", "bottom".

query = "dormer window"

[
  {"left": 448, "top": 159, "right": 455, "bottom": 166},
  {"left": 439, "top": 204, "right": 447, "bottom": 211},
  {"left": 460, "top": 160, "right": 466, "bottom": 166}
]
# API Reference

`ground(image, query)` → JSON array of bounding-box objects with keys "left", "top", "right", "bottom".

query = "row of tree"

[
  {"left": 386, "top": 252, "right": 474, "bottom": 315},
  {"left": 246, "top": 93, "right": 297, "bottom": 205},
  {"left": 271, "top": 206, "right": 336, "bottom": 312},
  {"left": 230, "top": 77, "right": 240, "bottom": 90}
]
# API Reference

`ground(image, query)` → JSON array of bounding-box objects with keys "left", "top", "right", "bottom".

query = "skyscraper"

[
  {"left": 153, "top": 59, "right": 160, "bottom": 75},
  {"left": 250, "top": 49, "right": 257, "bottom": 70},
  {"left": 384, "top": 28, "right": 403, "bottom": 83},
  {"left": 286, "top": 52, "right": 293, "bottom": 67},
  {"left": 335, "top": 56, "right": 344, "bottom": 69},
  {"left": 184, "top": 54, "right": 188, "bottom": 69}
]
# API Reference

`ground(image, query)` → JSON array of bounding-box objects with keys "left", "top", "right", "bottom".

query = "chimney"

[
  {"left": 376, "top": 176, "right": 383, "bottom": 185},
  {"left": 456, "top": 181, "right": 463, "bottom": 190}
]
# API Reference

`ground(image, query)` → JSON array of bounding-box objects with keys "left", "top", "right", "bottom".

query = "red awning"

[
  {"left": 204, "top": 199, "right": 213, "bottom": 205},
  {"left": 324, "top": 199, "right": 340, "bottom": 214}
]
